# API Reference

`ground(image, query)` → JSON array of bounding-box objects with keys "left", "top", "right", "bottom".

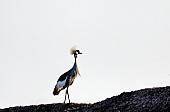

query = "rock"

[{"left": 1, "top": 86, "right": 170, "bottom": 112}]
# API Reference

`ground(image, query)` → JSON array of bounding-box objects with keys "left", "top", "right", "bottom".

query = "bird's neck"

[
  {"left": 74, "top": 57, "right": 77, "bottom": 67},
  {"left": 73, "top": 57, "right": 80, "bottom": 75}
]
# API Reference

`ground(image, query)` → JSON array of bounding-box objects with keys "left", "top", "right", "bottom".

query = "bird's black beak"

[{"left": 79, "top": 52, "right": 82, "bottom": 54}]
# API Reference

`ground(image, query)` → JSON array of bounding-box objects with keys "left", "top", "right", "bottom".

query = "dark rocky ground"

[{"left": 1, "top": 86, "right": 170, "bottom": 112}]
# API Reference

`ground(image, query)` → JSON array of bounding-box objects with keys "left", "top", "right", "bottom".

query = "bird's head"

[{"left": 70, "top": 46, "right": 82, "bottom": 58}]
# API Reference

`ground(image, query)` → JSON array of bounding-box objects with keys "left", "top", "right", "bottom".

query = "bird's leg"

[
  {"left": 67, "top": 87, "right": 70, "bottom": 103},
  {"left": 64, "top": 89, "right": 67, "bottom": 104}
]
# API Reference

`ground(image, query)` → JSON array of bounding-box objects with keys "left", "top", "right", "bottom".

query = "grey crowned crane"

[{"left": 53, "top": 46, "right": 82, "bottom": 103}]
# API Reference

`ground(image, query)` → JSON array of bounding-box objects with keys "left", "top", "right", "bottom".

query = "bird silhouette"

[{"left": 53, "top": 46, "right": 82, "bottom": 103}]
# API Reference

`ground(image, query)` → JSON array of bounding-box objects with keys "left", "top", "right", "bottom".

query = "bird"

[{"left": 53, "top": 46, "right": 82, "bottom": 104}]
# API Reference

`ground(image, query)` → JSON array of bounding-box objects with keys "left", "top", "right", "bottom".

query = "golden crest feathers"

[{"left": 70, "top": 46, "right": 78, "bottom": 55}]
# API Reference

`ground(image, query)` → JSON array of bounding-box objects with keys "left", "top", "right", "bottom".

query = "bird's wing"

[
  {"left": 57, "top": 77, "right": 67, "bottom": 88},
  {"left": 57, "top": 72, "right": 68, "bottom": 82},
  {"left": 56, "top": 71, "right": 70, "bottom": 89}
]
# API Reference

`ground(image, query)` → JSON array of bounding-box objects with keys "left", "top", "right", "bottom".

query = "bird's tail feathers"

[{"left": 53, "top": 87, "right": 60, "bottom": 95}]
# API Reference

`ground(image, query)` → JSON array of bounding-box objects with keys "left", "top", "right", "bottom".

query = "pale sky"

[{"left": 0, "top": 0, "right": 170, "bottom": 108}]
